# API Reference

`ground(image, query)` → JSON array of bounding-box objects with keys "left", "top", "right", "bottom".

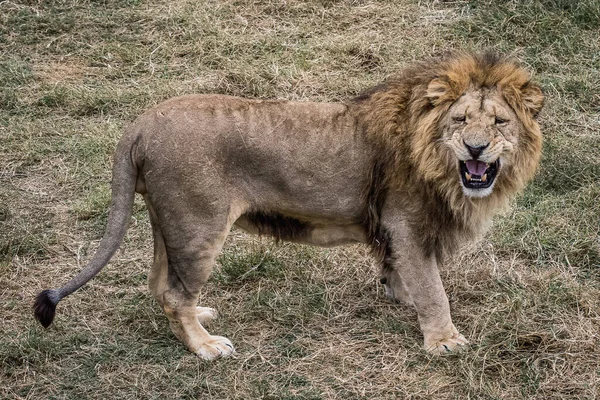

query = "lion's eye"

[
  {"left": 495, "top": 117, "right": 508, "bottom": 125},
  {"left": 454, "top": 116, "right": 466, "bottom": 123}
]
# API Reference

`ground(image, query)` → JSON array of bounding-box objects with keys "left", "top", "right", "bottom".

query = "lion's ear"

[
  {"left": 426, "top": 78, "right": 452, "bottom": 106},
  {"left": 520, "top": 82, "right": 544, "bottom": 117},
  {"left": 426, "top": 77, "right": 464, "bottom": 107}
]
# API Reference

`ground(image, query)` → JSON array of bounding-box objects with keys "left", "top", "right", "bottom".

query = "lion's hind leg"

[
  {"left": 160, "top": 229, "right": 235, "bottom": 360},
  {"left": 146, "top": 196, "right": 170, "bottom": 306},
  {"left": 146, "top": 197, "right": 241, "bottom": 360},
  {"left": 195, "top": 306, "right": 218, "bottom": 325},
  {"left": 146, "top": 198, "right": 220, "bottom": 328},
  {"left": 163, "top": 300, "right": 234, "bottom": 360}
]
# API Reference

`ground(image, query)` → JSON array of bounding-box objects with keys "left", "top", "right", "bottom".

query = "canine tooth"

[
  {"left": 466, "top": 173, "right": 472, "bottom": 181},
  {"left": 481, "top": 174, "right": 487, "bottom": 182}
]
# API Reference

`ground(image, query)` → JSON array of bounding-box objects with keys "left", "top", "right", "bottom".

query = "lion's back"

[{"left": 127, "top": 94, "right": 372, "bottom": 219}]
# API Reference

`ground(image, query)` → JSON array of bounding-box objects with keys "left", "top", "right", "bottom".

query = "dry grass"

[{"left": 1, "top": 0, "right": 599, "bottom": 399}]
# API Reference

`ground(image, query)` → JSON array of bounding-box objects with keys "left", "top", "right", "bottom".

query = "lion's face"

[
  {"left": 419, "top": 56, "right": 543, "bottom": 201},
  {"left": 441, "top": 88, "right": 524, "bottom": 198}
]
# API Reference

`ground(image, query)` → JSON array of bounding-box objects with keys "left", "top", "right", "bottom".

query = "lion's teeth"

[
  {"left": 482, "top": 173, "right": 487, "bottom": 182},
  {"left": 465, "top": 173, "right": 472, "bottom": 181}
]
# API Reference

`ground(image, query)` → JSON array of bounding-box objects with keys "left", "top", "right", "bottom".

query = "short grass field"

[{"left": 1, "top": 0, "right": 599, "bottom": 398}]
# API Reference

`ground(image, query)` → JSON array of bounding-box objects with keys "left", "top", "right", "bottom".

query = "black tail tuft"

[{"left": 33, "top": 289, "right": 60, "bottom": 328}]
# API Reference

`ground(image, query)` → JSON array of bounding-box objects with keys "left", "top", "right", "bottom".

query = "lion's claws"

[{"left": 425, "top": 332, "right": 469, "bottom": 354}]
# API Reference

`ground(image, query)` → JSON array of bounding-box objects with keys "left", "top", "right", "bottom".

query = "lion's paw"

[
  {"left": 195, "top": 335, "right": 235, "bottom": 360},
  {"left": 195, "top": 306, "right": 218, "bottom": 326},
  {"left": 425, "top": 332, "right": 468, "bottom": 354}
]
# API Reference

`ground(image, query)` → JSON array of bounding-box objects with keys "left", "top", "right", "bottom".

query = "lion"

[{"left": 34, "top": 52, "right": 543, "bottom": 359}]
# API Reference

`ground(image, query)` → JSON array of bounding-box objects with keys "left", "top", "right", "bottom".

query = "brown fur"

[
  {"left": 34, "top": 52, "right": 543, "bottom": 357},
  {"left": 353, "top": 52, "right": 543, "bottom": 259}
]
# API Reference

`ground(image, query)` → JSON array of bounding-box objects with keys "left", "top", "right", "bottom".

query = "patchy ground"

[{"left": 1, "top": 0, "right": 599, "bottom": 399}]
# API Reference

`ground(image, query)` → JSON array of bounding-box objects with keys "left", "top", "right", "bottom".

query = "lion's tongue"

[{"left": 465, "top": 160, "right": 487, "bottom": 176}]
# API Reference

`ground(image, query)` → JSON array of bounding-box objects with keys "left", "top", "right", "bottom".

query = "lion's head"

[
  {"left": 398, "top": 54, "right": 544, "bottom": 208},
  {"left": 354, "top": 52, "right": 544, "bottom": 256},
  {"left": 421, "top": 53, "right": 544, "bottom": 201}
]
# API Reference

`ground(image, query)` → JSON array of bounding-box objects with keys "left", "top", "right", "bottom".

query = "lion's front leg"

[
  {"left": 382, "top": 256, "right": 467, "bottom": 353},
  {"left": 411, "top": 281, "right": 468, "bottom": 354},
  {"left": 381, "top": 221, "right": 467, "bottom": 353}
]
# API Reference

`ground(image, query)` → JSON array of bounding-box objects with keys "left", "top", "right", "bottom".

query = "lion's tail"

[{"left": 33, "top": 131, "right": 140, "bottom": 328}]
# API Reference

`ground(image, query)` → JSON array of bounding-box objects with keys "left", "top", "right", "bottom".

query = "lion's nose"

[{"left": 464, "top": 142, "right": 489, "bottom": 159}]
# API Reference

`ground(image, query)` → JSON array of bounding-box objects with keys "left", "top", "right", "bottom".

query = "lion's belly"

[{"left": 234, "top": 213, "right": 367, "bottom": 247}]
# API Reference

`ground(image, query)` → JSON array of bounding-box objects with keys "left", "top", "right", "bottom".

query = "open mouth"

[{"left": 459, "top": 159, "right": 500, "bottom": 189}]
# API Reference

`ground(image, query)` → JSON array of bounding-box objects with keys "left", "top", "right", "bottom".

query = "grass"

[{"left": 1, "top": 0, "right": 599, "bottom": 398}]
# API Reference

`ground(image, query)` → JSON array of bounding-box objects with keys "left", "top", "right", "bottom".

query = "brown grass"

[{"left": 1, "top": 0, "right": 599, "bottom": 399}]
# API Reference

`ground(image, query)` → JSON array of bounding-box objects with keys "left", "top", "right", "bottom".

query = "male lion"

[{"left": 34, "top": 52, "right": 543, "bottom": 359}]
